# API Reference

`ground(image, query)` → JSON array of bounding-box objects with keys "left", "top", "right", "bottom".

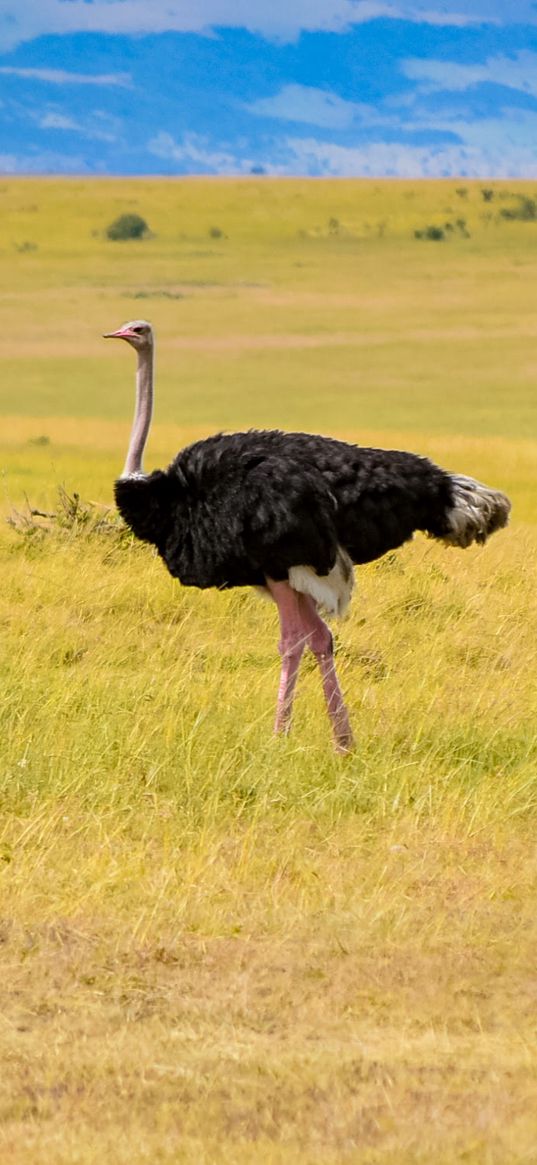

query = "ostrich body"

[{"left": 105, "top": 320, "right": 511, "bottom": 753}]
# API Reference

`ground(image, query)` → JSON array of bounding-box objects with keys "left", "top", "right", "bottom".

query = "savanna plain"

[{"left": 1, "top": 178, "right": 537, "bottom": 1164}]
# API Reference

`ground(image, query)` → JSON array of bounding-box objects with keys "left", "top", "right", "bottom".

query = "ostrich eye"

[{"left": 132, "top": 326, "right": 143, "bottom": 334}]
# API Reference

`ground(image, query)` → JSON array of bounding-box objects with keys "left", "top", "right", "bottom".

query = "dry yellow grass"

[{"left": 1, "top": 178, "right": 536, "bottom": 1163}]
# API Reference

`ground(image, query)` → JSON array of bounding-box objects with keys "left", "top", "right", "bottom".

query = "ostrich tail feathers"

[{"left": 441, "top": 474, "right": 511, "bottom": 549}]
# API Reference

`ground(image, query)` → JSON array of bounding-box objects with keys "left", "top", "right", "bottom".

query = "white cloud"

[
  {"left": 0, "top": 1, "right": 384, "bottom": 51},
  {"left": 0, "top": 148, "right": 106, "bottom": 174},
  {"left": 459, "top": 108, "right": 537, "bottom": 147},
  {"left": 36, "top": 108, "right": 120, "bottom": 142},
  {"left": 148, "top": 131, "right": 254, "bottom": 173},
  {"left": 0, "top": 66, "right": 132, "bottom": 87},
  {"left": 0, "top": 0, "right": 520, "bottom": 52},
  {"left": 39, "top": 111, "right": 80, "bottom": 130},
  {"left": 386, "top": 5, "right": 491, "bottom": 27},
  {"left": 410, "top": 107, "right": 537, "bottom": 157},
  {"left": 148, "top": 119, "right": 537, "bottom": 177},
  {"left": 246, "top": 84, "right": 376, "bottom": 129},
  {"left": 391, "top": 1, "right": 535, "bottom": 23},
  {"left": 280, "top": 134, "right": 537, "bottom": 177},
  {"left": 403, "top": 50, "right": 537, "bottom": 97}
]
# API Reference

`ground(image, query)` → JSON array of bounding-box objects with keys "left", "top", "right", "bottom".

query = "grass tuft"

[{"left": 7, "top": 485, "right": 128, "bottom": 544}]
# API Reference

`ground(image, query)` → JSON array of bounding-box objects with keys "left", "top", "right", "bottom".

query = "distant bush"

[
  {"left": 415, "top": 218, "right": 470, "bottom": 242},
  {"left": 414, "top": 225, "right": 445, "bottom": 241},
  {"left": 455, "top": 187, "right": 468, "bottom": 199},
  {"left": 106, "top": 213, "right": 150, "bottom": 241},
  {"left": 454, "top": 217, "right": 470, "bottom": 237},
  {"left": 500, "top": 196, "right": 537, "bottom": 222},
  {"left": 208, "top": 225, "right": 226, "bottom": 239},
  {"left": 14, "top": 240, "right": 37, "bottom": 253},
  {"left": 481, "top": 188, "right": 494, "bottom": 202}
]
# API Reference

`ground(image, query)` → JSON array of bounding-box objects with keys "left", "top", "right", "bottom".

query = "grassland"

[{"left": 1, "top": 178, "right": 537, "bottom": 1164}]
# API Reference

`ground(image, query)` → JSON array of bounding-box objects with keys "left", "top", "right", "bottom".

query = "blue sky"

[{"left": 1, "top": 2, "right": 537, "bottom": 176}]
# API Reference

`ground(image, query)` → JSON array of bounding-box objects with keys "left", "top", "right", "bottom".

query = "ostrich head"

[{"left": 103, "top": 320, "right": 153, "bottom": 350}]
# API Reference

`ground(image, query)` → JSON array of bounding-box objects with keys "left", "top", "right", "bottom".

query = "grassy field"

[{"left": 1, "top": 177, "right": 537, "bottom": 1164}]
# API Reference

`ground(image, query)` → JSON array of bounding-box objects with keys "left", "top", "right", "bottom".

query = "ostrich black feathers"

[{"left": 114, "top": 429, "right": 509, "bottom": 592}]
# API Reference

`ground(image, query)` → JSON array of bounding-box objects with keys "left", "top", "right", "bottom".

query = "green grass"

[{"left": 1, "top": 178, "right": 537, "bottom": 1164}]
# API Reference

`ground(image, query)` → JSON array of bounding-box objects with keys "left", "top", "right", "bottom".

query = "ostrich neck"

[{"left": 121, "top": 344, "right": 154, "bottom": 478}]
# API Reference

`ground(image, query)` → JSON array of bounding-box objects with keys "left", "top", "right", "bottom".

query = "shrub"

[
  {"left": 500, "top": 196, "right": 537, "bottom": 222},
  {"left": 106, "top": 213, "right": 149, "bottom": 241},
  {"left": 414, "top": 225, "right": 445, "bottom": 241},
  {"left": 481, "top": 188, "right": 494, "bottom": 202},
  {"left": 208, "top": 226, "right": 226, "bottom": 239}
]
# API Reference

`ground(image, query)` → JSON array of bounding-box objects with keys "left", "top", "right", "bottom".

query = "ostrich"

[{"left": 104, "top": 319, "right": 510, "bottom": 753}]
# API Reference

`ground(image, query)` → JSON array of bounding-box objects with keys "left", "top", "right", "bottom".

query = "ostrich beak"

[{"left": 103, "top": 327, "right": 135, "bottom": 340}]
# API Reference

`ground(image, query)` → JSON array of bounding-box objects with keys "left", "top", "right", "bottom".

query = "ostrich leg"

[
  {"left": 298, "top": 593, "right": 354, "bottom": 754},
  {"left": 266, "top": 579, "right": 307, "bottom": 735},
  {"left": 267, "top": 580, "right": 354, "bottom": 752}
]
